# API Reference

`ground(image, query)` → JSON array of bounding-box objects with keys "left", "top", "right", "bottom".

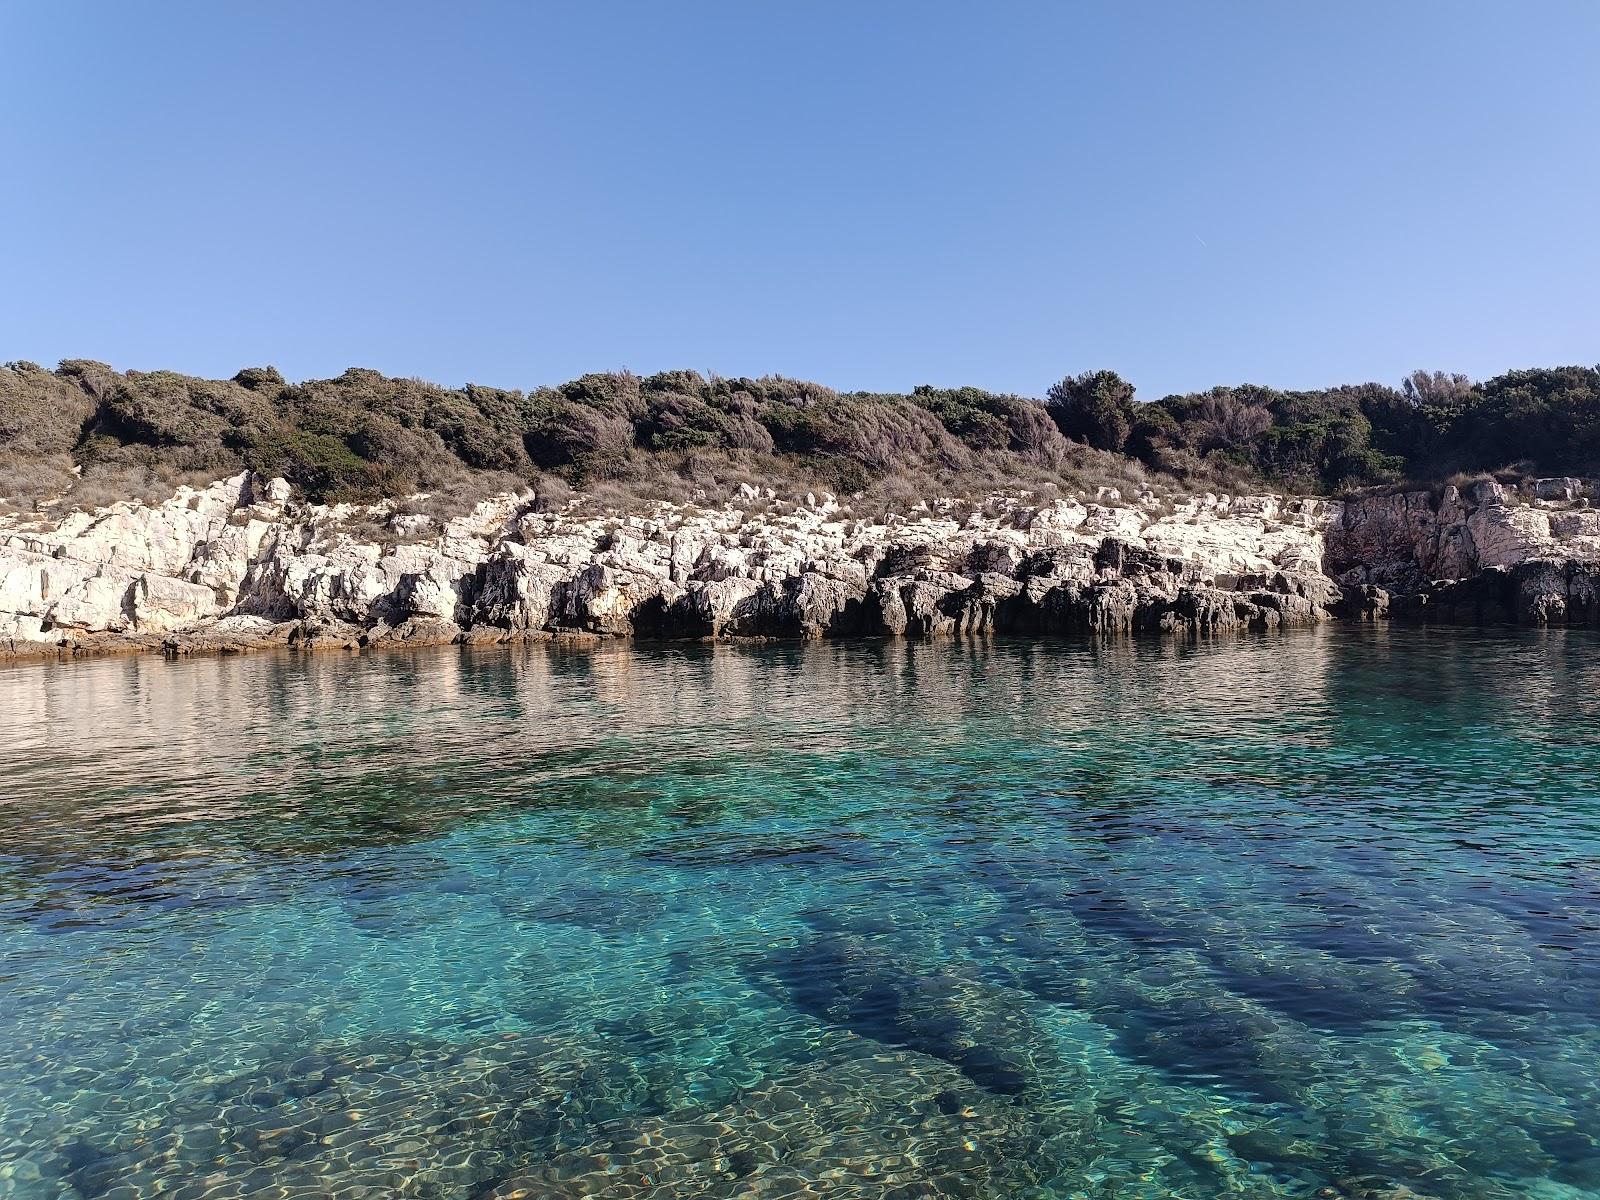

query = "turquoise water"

[{"left": 2, "top": 630, "right": 1599, "bottom": 1200}]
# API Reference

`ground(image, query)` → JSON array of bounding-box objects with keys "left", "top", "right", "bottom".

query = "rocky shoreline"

[{"left": 3, "top": 472, "right": 1598, "bottom": 661}]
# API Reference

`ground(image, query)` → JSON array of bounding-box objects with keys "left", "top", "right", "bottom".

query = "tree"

[
  {"left": 1045, "top": 370, "right": 1135, "bottom": 452},
  {"left": 1193, "top": 390, "right": 1272, "bottom": 454},
  {"left": 1401, "top": 370, "right": 1472, "bottom": 408}
]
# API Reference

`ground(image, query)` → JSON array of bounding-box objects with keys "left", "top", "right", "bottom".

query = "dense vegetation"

[
  {"left": 1, "top": 358, "right": 1597, "bottom": 512},
  {"left": 1048, "top": 366, "right": 1600, "bottom": 494}
]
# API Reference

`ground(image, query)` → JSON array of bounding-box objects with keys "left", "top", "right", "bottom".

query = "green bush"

[
  {"left": 1045, "top": 370, "right": 1136, "bottom": 452},
  {"left": 1127, "top": 370, "right": 1600, "bottom": 493},
  {"left": 6, "top": 357, "right": 1599, "bottom": 510}
]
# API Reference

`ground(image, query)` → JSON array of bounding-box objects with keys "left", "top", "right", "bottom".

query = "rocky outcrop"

[
  {"left": 2, "top": 472, "right": 1596, "bottom": 658},
  {"left": 1325, "top": 477, "right": 1600, "bottom": 626}
]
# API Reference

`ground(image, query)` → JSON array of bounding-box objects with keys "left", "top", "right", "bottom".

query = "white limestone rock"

[
  {"left": 11, "top": 464, "right": 1600, "bottom": 654},
  {"left": 48, "top": 573, "right": 134, "bottom": 631},
  {"left": 0, "top": 550, "right": 97, "bottom": 617},
  {"left": 1079, "top": 504, "right": 1146, "bottom": 542},
  {"left": 1467, "top": 504, "right": 1554, "bottom": 570},
  {"left": 130, "top": 573, "right": 219, "bottom": 632}
]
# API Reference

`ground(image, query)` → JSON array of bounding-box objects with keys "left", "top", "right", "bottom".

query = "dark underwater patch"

[
  {"left": 494, "top": 882, "right": 667, "bottom": 934},
  {"left": 748, "top": 933, "right": 1040, "bottom": 1096}
]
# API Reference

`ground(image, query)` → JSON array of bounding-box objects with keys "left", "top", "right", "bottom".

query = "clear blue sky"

[{"left": 2, "top": 2, "right": 1596, "bottom": 400}]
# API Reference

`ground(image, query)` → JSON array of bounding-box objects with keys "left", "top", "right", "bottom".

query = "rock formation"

[
  {"left": 2, "top": 472, "right": 1596, "bottom": 658},
  {"left": 1325, "top": 479, "right": 1600, "bottom": 626}
]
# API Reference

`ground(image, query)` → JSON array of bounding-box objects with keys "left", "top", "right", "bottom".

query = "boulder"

[
  {"left": 1533, "top": 477, "right": 1585, "bottom": 501},
  {"left": 0, "top": 549, "right": 98, "bottom": 617},
  {"left": 777, "top": 570, "right": 870, "bottom": 638},
  {"left": 130, "top": 573, "right": 219, "bottom": 632},
  {"left": 1335, "top": 584, "right": 1391, "bottom": 622},
  {"left": 559, "top": 562, "right": 680, "bottom": 635},
  {"left": 1467, "top": 504, "right": 1553, "bottom": 569},
  {"left": 1513, "top": 560, "right": 1600, "bottom": 626},
  {"left": 49, "top": 574, "right": 134, "bottom": 631},
  {"left": 666, "top": 577, "right": 768, "bottom": 638},
  {"left": 468, "top": 546, "right": 568, "bottom": 632}
]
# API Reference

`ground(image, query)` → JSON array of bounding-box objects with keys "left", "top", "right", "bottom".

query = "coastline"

[{"left": 4, "top": 471, "right": 1598, "bottom": 663}]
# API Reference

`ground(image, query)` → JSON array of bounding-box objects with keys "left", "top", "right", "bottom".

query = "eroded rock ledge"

[{"left": 2, "top": 473, "right": 1597, "bottom": 658}]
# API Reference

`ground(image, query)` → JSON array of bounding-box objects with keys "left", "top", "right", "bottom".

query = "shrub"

[
  {"left": 0, "top": 361, "right": 95, "bottom": 504},
  {"left": 8, "top": 356, "right": 1600, "bottom": 513},
  {"left": 1045, "top": 370, "right": 1136, "bottom": 452},
  {"left": 1193, "top": 391, "right": 1273, "bottom": 454}
]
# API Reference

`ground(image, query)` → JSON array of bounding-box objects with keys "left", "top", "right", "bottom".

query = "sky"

[{"left": 1, "top": 2, "right": 1596, "bottom": 401}]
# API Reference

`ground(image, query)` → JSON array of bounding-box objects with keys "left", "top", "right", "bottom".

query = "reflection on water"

[{"left": 2, "top": 627, "right": 1600, "bottom": 1199}]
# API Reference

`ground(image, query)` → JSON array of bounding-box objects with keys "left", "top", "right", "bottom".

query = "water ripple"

[{"left": 1, "top": 627, "right": 1599, "bottom": 1198}]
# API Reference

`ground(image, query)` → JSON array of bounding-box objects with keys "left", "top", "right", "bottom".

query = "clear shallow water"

[{"left": 1, "top": 630, "right": 1599, "bottom": 1200}]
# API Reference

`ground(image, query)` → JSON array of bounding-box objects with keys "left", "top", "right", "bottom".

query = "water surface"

[{"left": 2, "top": 628, "right": 1599, "bottom": 1199}]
